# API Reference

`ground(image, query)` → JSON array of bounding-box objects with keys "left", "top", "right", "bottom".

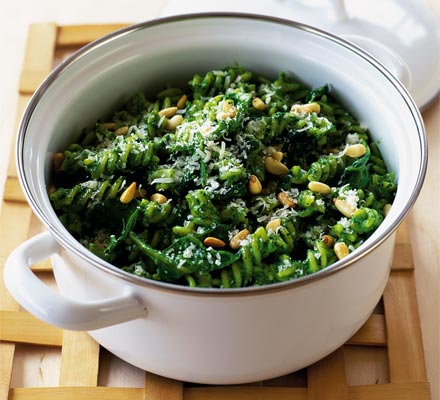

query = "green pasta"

[{"left": 50, "top": 66, "right": 396, "bottom": 288}]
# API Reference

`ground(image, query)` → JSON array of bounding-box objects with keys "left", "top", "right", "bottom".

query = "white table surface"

[{"left": 1, "top": 0, "right": 439, "bottom": 398}]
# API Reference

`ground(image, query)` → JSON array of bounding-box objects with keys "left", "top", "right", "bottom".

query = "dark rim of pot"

[{"left": 17, "top": 12, "right": 428, "bottom": 296}]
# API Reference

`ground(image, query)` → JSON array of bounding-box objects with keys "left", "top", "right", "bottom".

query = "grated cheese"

[
  {"left": 339, "top": 187, "right": 359, "bottom": 209},
  {"left": 183, "top": 243, "right": 196, "bottom": 258},
  {"left": 338, "top": 217, "right": 350, "bottom": 230},
  {"left": 346, "top": 133, "right": 360, "bottom": 144},
  {"left": 151, "top": 178, "right": 174, "bottom": 184}
]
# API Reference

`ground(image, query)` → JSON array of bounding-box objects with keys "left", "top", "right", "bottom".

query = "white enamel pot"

[{"left": 4, "top": 14, "right": 427, "bottom": 384}]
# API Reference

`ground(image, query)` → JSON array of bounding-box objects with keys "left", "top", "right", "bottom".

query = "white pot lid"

[{"left": 160, "top": 0, "right": 440, "bottom": 110}]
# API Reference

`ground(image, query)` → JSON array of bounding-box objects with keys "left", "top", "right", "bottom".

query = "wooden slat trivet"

[{"left": 0, "top": 22, "right": 431, "bottom": 400}]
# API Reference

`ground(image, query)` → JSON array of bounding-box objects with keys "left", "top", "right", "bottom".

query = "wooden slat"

[
  {"left": 19, "top": 23, "right": 57, "bottom": 94},
  {"left": 0, "top": 343, "right": 15, "bottom": 400},
  {"left": 144, "top": 372, "right": 183, "bottom": 400},
  {"left": 344, "top": 346, "right": 389, "bottom": 387},
  {"left": 59, "top": 331, "right": 100, "bottom": 386},
  {"left": 0, "top": 202, "right": 33, "bottom": 400},
  {"left": 9, "top": 387, "right": 144, "bottom": 400},
  {"left": 184, "top": 387, "right": 308, "bottom": 400},
  {"left": 391, "top": 220, "right": 413, "bottom": 271},
  {"left": 7, "top": 94, "right": 33, "bottom": 179},
  {"left": 162, "top": 383, "right": 431, "bottom": 400},
  {"left": 56, "top": 24, "right": 130, "bottom": 46},
  {"left": 0, "top": 25, "right": 56, "bottom": 398},
  {"left": 383, "top": 271, "right": 427, "bottom": 383},
  {"left": 346, "top": 314, "right": 387, "bottom": 346},
  {"left": 0, "top": 310, "right": 62, "bottom": 346},
  {"left": 3, "top": 177, "right": 27, "bottom": 203},
  {"left": 307, "top": 348, "right": 349, "bottom": 400},
  {"left": 0, "top": 204, "right": 33, "bottom": 309},
  {"left": 391, "top": 242, "right": 413, "bottom": 270},
  {"left": 7, "top": 383, "right": 431, "bottom": 400},
  {"left": 348, "top": 382, "right": 431, "bottom": 400},
  {"left": 30, "top": 259, "right": 53, "bottom": 272}
]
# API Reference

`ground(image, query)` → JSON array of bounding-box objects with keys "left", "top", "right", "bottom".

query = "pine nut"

[
  {"left": 266, "top": 218, "right": 281, "bottom": 233},
  {"left": 252, "top": 97, "right": 266, "bottom": 110},
  {"left": 277, "top": 191, "right": 296, "bottom": 208},
  {"left": 265, "top": 156, "right": 289, "bottom": 176},
  {"left": 203, "top": 237, "right": 226, "bottom": 248},
  {"left": 166, "top": 115, "right": 184, "bottom": 130},
  {"left": 308, "top": 181, "right": 331, "bottom": 195},
  {"left": 322, "top": 234, "right": 334, "bottom": 247},
  {"left": 177, "top": 94, "right": 188, "bottom": 109},
  {"left": 53, "top": 152, "right": 64, "bottom": 173},
  {"left": 345, "top": 143, "right": 366, "bottom": 158},
  {"left": 334, "top": 198, "right": 357, "bottom": 218},
  {"left": 272, "top": 151, "right": 284, "bottom": 161},
  {"left": 248, "top": 175, "right": 263, "bottom": 195},
  {"left": 224, "top": 102, "right": 236, "bottom": 117},
  {"left": 102, "top": 122, "right": 117, "bottom": 130},
  {"left": 383, "top": 203, "right": 392, "bottom": 216},
  {"left": 158, "top": 106, "right": 178, "bottom": 118},
  {"left": 120, "top": 182, "right": 136, "bottom": 204},
  {"left": 115, "top": 126, "right": 129, "bottom": 136},
  {"left": 230, "top": 229, "right": 250, "bottom": 249},
  {"left": 290, "top": 102, "right": 321, "bottom": 114},
  {"left": 151, "top": 193, "right": 168, "bottom": 204},
  {"left": 334, "top": 242, "right": 349, "bottom": 260}
]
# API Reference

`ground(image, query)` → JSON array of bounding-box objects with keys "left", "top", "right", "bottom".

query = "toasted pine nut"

[
  {"left": 115, "top": 126, "right": 129, "bottom": 136},
  {"left": 203, "top": 237, "right": 226, "bottom": 248},
  {"left": 334, "top": 242, "right": 349, "bottom": 260},
  {"left": 277, "top": 191, "right": 296, "bottom": 208},
  {"left": 48, "top": 184, "right": 57, "bottom": 195},
  {"left": 159, "top": 106, "right": 178, "bottom": 118},
  {"left": 266, "top": 218, "right": 281, "bottom": 233},
  {"left": 230, "top": 229, "right": 250, "bottom": 250},
  {"left": 308, "top": 181, "right": 331, "bottom": 195},
  {"left": 334, "top": 198, "right": 357, "bottom": 218},
  {"left": 273, "top": 152, "right": 284, "bottom": 162},
  {"left": 248, "top": 175, "right": 263, "bottom": 195},
  {"left": 223, "top": 102, "right": 236, "bottom": 117},
  {"left": 345, "top": 143, "right": 366, "bottom": 158},
  {"left": 53, "top": 152, "right": 64, "bottom": 173},
  {"left": 252, "top": 97, "right": 266, "bottom": 110},
  {"left": 120, "top": 182, "right": 136, "bottom": 204},
  {"left": 383, "top": 203, "right": 392, "bottom": 216},
  {"left": 265, "top": 156, "right": 289, "bottom": 176},
  {"left": 322, "top": 234, "right": 334, "bottom": 247},
  {"left": 166, "top": 115, "right": 184, "bottom": 130},
  {"left": 151, "top": 193, "right": 168, "bottom": 204},
  {"left": 102, "top": 122, "right": 117, "bottom": 130},
  {"left": 290, "top": 102, "right": 321, "bottom": 114},
  {"left": 177, "top": 94, "right": 188, "bottom": 109}
]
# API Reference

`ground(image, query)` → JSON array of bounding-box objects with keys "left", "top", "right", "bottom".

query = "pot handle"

[{"left": 4, "top": 231, "right": 147, "bottom": 331}]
